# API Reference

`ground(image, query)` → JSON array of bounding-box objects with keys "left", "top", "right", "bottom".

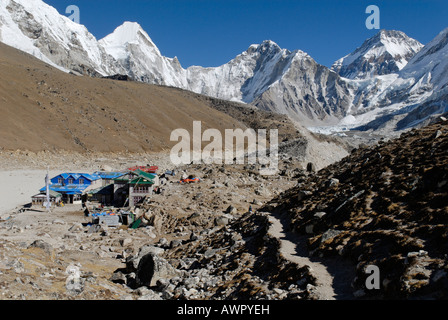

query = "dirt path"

[{"left": 268, "top": 212, "right": 355, "bottom": 300}]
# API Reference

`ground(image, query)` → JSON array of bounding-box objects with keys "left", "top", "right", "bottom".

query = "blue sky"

[{"left": 44, "top": 0, "right": 448, "bottom": 68}]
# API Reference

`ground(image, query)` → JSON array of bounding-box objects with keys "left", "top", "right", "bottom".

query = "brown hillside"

[{"left": 0, "top": 42, "right": 264, "bottom": 153}]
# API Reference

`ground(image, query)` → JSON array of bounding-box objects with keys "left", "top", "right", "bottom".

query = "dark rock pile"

[
  {"left": 264, "top": 119, "right": 448, "bottom": 299},
  {"left": 111, "top": 211, "right": 316, "bottom": 300}
]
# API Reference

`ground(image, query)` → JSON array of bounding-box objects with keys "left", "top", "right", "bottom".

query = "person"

[{"left": 249, "top": 205, "right": 253, "bottom": 213}]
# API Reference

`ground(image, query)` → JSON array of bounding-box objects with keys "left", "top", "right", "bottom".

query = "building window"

[
  {"left": 68, "top": 178, "right": 74, "bottom": 184},
  {"left": 79, "top": 178, "right": 84, "bottom": 185},
  {"left": 58, "top": 178, "right": 63, "bottom": 184}
]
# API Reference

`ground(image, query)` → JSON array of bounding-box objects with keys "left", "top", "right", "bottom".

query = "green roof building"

[{"left": 113, "top": 170, "right": 159, "bottom": 207}]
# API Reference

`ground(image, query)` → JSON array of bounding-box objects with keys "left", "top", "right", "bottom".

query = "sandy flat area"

[{"left": 0, "top": 169, "right": 63, "bottom": 216}]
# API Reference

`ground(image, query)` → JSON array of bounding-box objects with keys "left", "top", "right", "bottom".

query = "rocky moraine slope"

[{"left": 263, "top": 118, "right": 448, "bottom": 299}]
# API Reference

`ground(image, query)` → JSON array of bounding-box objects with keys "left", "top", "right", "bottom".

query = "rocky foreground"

[
  {"left": 0, "top": 154, "right": 315, "bottom": 300},
  {"left": 264, "top": 119, "right": 448, "bottom": 299}
]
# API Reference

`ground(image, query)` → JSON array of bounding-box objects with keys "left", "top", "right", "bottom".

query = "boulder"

[
  {"left": 65, "top": 264, "right": 84, "bottom": 295},
  {"left": 214, "top": 216, "right": 229, "bottom": 226},
  {"left": 306, "top": 162, "right": 316, "bottom": 173},
  {"left": 28, "top": 240, "right": 53, "bottom": 255},
  {"left": 226, "top": 205, "right": 237, "bottom": 214},
  {"left": 320, "top": 229, "right": 342, "bottom": 244},
  {"left": 135, "top": 254, "right": 180, "bottom": 288},
  {"left": 124, "top": 244, "right": 180, "bottom": 288}
]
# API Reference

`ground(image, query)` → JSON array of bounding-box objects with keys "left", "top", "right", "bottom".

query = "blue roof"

[
  {"left": 52, "top": 173, "right": 101, "bottom": 181},
  {"left": 40, "top": 184, "right": 90, "bottom": 195}
]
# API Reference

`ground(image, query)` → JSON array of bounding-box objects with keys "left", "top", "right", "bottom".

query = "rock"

[
  {"left": 273, "top": 288, "right": 284, "bottom": 295},
  {"left": 28, "top": 240, "right": 53, "bottom": 255},
  {"left": 314, "top": 212, "right": 326, "bottom": 219},
  {"left": 157, "top": 238, "right": 170, "bottom": 248},
  {"left": 327, "top": 178, "right": 339, "bottom": 187},
  {"left": 135, "top": 254, "right": 180, "bottom": 288},
  {"left": 183, "top": 276, "right": 200, "bottom": 289},
  {"left": 110, "top": 271, "right": 127, "bottom": 284},
  {"left": 190, "top": 232, "right": 201, "bottom": 241},
  {"left": 170, "top": 239, "right": 183, "bottom": 248},
  {"left": 305, "top": 224, "right": 314, "bottom": 234},
  {"left": 87, "top": 224, "right": 101, "bottom": 234},
  {"left": 204, "top": 249, "right": 216, "bottom": 259},
  {"left": 7, "top": 259, "right": 24, "bottom": 273},
  {"left": 214, "top": 216, "right": 229, "bottom": 226},
  {"left": 188, "top": 212, "right": 200, "bottom": 220},
  {"left": 182, "top": 288, "right": 199, "bottom": 299},
  {"left": 321, "top": 229, "right": 341, "bottom": 243},
  {"left": 63, "top": 233, "right": 79, "bottom": 241},
  {"left": 142, "top": 226, "right": 157, "bottom": 238},
  {"left": 226, "top": 205, "right": 237, "bottom": 214},
  {"left": 178, "top": 258, "right": 197, "bottom": 270},
  {"left": 134, "top": 286, "right": 152, "bottom": 296},
  {"left": 137, "top": 290, "right": 163, "bottom": 300},
  {"left": 138, "top": 244, "right": 165, "bottom": 257},
  {"left": 65, "top": 264, "right": 84, "bottom": 295},
  {"left": 120, "top": 238, "right": 132, "bottom": 247},
  {"left": 297, "top": 190, "right": 312, "bottom": 201},
  {"left": 68, "top": 223, "right": 83, "bottom": 232},
  {"left": 306, "top": 162, "right": 316, "bottom": 173}
]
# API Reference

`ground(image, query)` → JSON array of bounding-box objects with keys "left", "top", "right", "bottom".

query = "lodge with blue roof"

[
  {"left": 39, "top": 172, "right": 103, "bottom": 204},
  {"left": 34, "top": 167, "right": 160, "bottom": 207}
]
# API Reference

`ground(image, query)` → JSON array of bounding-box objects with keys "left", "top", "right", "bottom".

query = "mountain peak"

[
  {"left": 101, "top": 21, "right": 149, "bottom": 45},
  {"left": 332, "top": 29, "right": 423, "bottom": 79},
  {"left": 99, "top": 21, "right": 160, "bottom": 60},
  {"left": 247, "top": 40, "right": 281, "bottom": 54}
]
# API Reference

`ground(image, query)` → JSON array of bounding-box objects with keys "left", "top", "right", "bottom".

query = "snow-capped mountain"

[
  {"left": 1, "top": 0, "right": 447, "bottom": 134},
  {"left": 185, "top": 40, "right": 308, "bottom": 103},
  {"left": 0, "top": 0, "right": 124, "bottom": 76},
  {"left": 251, "top": 50, "right": 354, "bottom": 126},
  {"left": 349, "top": 27, "right": 448, "bottom": 131},
  {"left": 398, "top": 27, "right": 448, "bottom": 98},
  {"left": 99, "top": 22, "right": 185, "bottom": 87},
  {"left": 332, "top": 30, "right": 423, "bottom": 80},
  {"left": 182, "top": 41, "right": 354, "bottom": 125}
]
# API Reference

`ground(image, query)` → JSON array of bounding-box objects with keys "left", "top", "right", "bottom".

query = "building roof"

[
  {"left": 52, "top": 173, "right": 101, "bottom": 182},
  {"left": 86, "top": 184, "right": 114, "bottom": 195},
  {"left": 32, "top": 190, "right": 62, "bottom": 198},
  {"left": 93, "top": 171, "right": 127, "bottom": 180},
  {"left": 113, "top": 170, "right": 157, "bottom": 182},
  {"left": 129, "top": 178, "right": 155, "bottom": 185},
  {"left": 40, "top": 184, "right": 90, "bottom": 195},
  {"left": 134, "top": 169, "right": 157, "bottom": 180},
  {"left": 128, "top": 166, "right": 158, "bottom": 173},
  {"left": 113, "top": 169, "right": 158, "bottom": 185}
]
